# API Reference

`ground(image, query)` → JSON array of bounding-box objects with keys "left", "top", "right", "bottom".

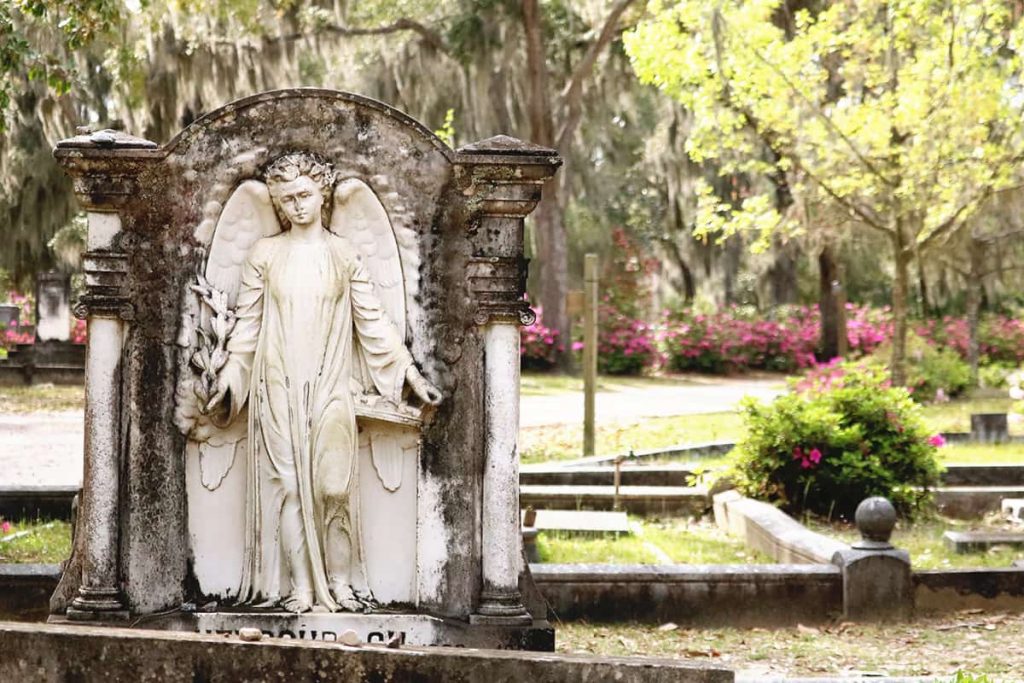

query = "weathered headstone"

[
  {"left": 35, "top": 271, "right": 71, "bottom": 342},
  {"left": 49, "top": 89, "right": 560, "bottom": 650},
  {"left": 971, "top": 412, "right": 1009, "bottom": 443}
]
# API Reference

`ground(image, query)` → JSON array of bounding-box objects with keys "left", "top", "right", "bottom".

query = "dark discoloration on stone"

[
  {"left": 0, "top": 621, "right": 734, "bottom": 682},
  {"left": 533, "top": 564, "right": 842, "bottom": 627},
  {"left": 915, "top": 568, "right": 1024, "bottom": 612}
]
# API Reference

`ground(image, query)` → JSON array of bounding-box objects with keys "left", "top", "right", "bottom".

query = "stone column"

[
  {"left": 66, "top": 223, "right": 133, "bottom": 620},
  {"left": 457, "top": 136, "right": 561, "bottom": 626},
  {"left": 53, "top": 129, "right": 155, "bottom": 620}
]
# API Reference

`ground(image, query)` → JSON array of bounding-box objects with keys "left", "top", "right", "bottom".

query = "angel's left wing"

[
  {"left": 330, "top": 178, "right": 407, "bottom": 334},
  {"left": 329, "top": 178, "right": 412, "bottom": 492}
]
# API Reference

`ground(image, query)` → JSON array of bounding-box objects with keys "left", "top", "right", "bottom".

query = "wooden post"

[{"left": 583, "top": 254, "right": 598, "bottom": 455}]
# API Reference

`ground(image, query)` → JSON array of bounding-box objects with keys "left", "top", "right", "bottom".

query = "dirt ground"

[{"left": 556, "top": 610, "right": 1024, "bottom": 679}]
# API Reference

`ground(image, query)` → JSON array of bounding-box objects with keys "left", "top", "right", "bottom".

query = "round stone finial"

[{"left": 853, "top": 496, "right": 897, "bottom": 550}]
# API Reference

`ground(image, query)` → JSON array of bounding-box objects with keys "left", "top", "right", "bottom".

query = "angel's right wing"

[{"left": 175, "top": 179, "right": 280, "bottom": 491}]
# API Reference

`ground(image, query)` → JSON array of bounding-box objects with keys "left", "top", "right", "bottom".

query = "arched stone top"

[{"left": 163, "top": 88, "right": 455, "bottom": 160}]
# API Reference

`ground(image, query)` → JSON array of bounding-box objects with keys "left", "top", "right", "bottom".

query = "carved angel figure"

[{"left": 193, "top": 153, "right": 440, "bottom": 613}]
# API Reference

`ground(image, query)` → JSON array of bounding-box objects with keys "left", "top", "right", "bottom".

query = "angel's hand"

[
  {"left": 406, "top": 366, "right": 442, "bottom": 406},
  {"left": 205, "top": 380, "right": 228, "bottom": 414}
]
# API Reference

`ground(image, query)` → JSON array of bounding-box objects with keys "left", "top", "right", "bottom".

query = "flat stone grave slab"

[
  {"left": 935, "top": 486, "right": 1024, "bottom": 519},
  {"left": 521, "top": 509, "right": 632, "bottom": 537},
  {"left": 520, "top": 464, "right": 695, "bottom": 487},
  {"left": 519, "top": 484, "right": 709, "bottom": 516},
  {"left": 943, "top": 530, "right": 1024, "bottom": 553}
]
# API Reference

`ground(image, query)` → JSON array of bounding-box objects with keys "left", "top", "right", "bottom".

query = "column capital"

[
  {"left": 74, "top": 252, "right": 133, "bottom": 321},
  {"left": 54, "top": 129, "right": 160, "bottom": 211}
]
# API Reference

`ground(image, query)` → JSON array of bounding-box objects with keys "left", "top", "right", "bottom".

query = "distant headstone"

[
  {"left": 50, "top": 90, "right": 560, "bottom": 650},
  {"left": 35, "top": 272, "right": 71, "bottom": 342},
  {"left": 971, "top": 413, "right": 1009, "bottom": 443},
  {"left": 0, "top": 304, "right": 18, "bottom": 331}
]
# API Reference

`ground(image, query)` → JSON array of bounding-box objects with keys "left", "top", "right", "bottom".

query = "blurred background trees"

[{"left": 4, "top": 0, "right": 1024, "bottom": 383}]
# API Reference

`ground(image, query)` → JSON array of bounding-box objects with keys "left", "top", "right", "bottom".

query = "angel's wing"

[
  {"left": 205, "top": 180, "right": 281, "bottom": 310},
  {"left": 186, "top": 180, "right": 280, "bottom": 489},
  {"left": 330, "top": 179, "right": 412, "bottom": 492},
  {"left": 330, "top": 178, "right": 406, "bottom": 334}
]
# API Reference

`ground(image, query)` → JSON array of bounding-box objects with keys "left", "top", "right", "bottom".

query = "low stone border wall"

[
  {"left": 557, "top": 441, "right": 735, "bottom": 468},
  {"left": 0, "top": 564, "right": 60, "bottom": 622},
  {"left": 713, "top": 491, "right": 848, "bottom": 564},
  {"left": 0, "top": 485, "right": 77, "bottom": 521},
  {"left": 534, "top": 563, "right": 841, "bottom": 627},
  {"left": 915, "top": 568, "right": 1024, "bottom": 612},
  {"left": 0, "top": 621, "right": 733, "bottom": 682}
]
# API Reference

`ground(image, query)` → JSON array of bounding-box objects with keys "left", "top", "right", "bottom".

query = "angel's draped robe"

[{"left": 219, "top": 231, "right": 413, "bottom": 611}]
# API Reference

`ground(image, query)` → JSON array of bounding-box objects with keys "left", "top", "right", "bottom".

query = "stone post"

[
  {"left": 457, "top": 136, "right": 560, "bottom": 625},
  {"left": 831, "top": 496, "right": 913, "bottom": 621},
  {"left": 54, "top": 129, "right": 157, "bottom": 620}
]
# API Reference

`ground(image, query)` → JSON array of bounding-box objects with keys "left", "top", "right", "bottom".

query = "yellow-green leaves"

[{"left": 627, "top": 0, "right": 1024, "bottom": 250}]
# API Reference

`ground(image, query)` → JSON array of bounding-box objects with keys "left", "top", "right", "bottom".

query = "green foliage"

[
  {"left": 433, "top": 107, "right": 456, "bottom": 148},
  {"left": 869, "top": 332, "right": 971, "bottom": 402},
  {"left": 735, "top": 364, "right": 941, "bottom": 519},
  {"left": 627, "top": 0, "right": 1024, "bottom": 383},
  {"left": 951, "top": 674, "right": 992, "bottom": 683},
  {"left": 0, "top": 0, "right": 125, "bottom": 130}
]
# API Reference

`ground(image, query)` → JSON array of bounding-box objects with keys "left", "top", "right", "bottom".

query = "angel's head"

[{"left": 264, "top": 153, "right": 338, "bottom": 229}]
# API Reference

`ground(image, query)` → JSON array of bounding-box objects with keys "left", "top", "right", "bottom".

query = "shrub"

[
  {"left": 870, "top": 332, "right": 971, "bottom": 402},
  {"left": 734, "top": 364, "right": 941, "bottom": 520},
  {"left": 663, "top": 306, "right": 819, "bottom": 374},
  {"left": 597, "top": 305, "right": 657, "bottom": 375}
]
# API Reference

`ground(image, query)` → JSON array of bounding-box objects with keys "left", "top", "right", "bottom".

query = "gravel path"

[{"left": 1, "top": 376, "right": 783, "bottom": 487}]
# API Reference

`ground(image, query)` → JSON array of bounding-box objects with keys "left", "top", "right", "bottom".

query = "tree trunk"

[
  {"left": 521, "top": 0, "right": 571, "bottom": 366},
  {"left": 966, "top": 238, "right": 985, "bottom": 386},
  {"left": 890, "top": 232, "right": 912, "bottom": 388},
  {"left": 917, "top": 249, "right": 931, "bottom": 316},
  {"left": 818, "top": 242, "right": 848, "bottom": 361}
]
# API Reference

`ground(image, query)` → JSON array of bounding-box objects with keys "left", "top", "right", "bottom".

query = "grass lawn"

[
  {"left": 806, "top": 515, "right": 1024, "bottom": 570},
  {"left": 556, "top": 614, "right": 1018, "bottom": 678},
  {"left": 536, "top": 517, "right": 771, "bottom": 565},
  {"left": 0, "top": 520, "right": 72, "bottom": 563},
  {"left": 939, "top": 442, "right": 1024, "bottom": 465},
  {"left": 521, "top": 412, "right": 743, "bottom": 464},
  {"left": 0, "top": 384, "right": 83, "bottom": 413},
  {"left": 921, "top": 398, "right": 1020, "bottom": 435}
]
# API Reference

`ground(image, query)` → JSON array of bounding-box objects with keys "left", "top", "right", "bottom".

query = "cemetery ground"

[{"left": 4, "top": 376, "right": 1024, "bottom": 678}]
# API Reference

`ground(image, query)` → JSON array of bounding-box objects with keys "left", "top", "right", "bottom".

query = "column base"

[
  {"left": 470, "top": 590, "right": 533, "bottom": 626},
  {"left": 67, "top": 586, "right": 129, "bottom": 621}
]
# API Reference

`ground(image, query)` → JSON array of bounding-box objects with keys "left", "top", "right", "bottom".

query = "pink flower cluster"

[
  {"left": 792, "top": 446, "right": 823, "bottom": 469},
  {"left": 916, "top": 315, "right": 1024, "bottom": 364},
  {"left": 520, "top": 305, "right": 563, "bottom": 370},
  {"left": 663, "top": 306, "right": 826, "bottom": 374},
  {"left": 1, "top": 520, "right": 11, "bottom": 535},
  {"left": 595, "top": 305, "right": 657, "bottom": 375}
]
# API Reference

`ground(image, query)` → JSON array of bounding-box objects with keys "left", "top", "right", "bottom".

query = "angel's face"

[{"left": 269, "top": 175, "right": 324, "bottom": 228}]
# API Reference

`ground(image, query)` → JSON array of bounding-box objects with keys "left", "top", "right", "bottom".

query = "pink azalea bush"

[
  {"left": 1, "top": 291, "right": 34, "bottom": 351},
  {"left": 596, "top": 305, "right": 658, "bottom": 375},
  {"left": 520, "top": 305, "right": 563, "bottom": 371},
  {"left": 736, "top": 364, "right": 941, "bottom": 519}
]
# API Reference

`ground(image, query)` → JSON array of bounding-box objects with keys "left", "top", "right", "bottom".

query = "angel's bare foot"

[
  {"left": 330, "top": 583, "right": 363, "bottom": 612},
  {"left": 282, "top": 593, "right": 313, "bottom": 613}
]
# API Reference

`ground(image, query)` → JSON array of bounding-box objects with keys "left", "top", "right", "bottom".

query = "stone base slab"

[
  {"left": 193, "top": 611, "right": 553, "bottom": 650},
  {"left": 0, "top": 621, "right": 734, "bottom": 682}
]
